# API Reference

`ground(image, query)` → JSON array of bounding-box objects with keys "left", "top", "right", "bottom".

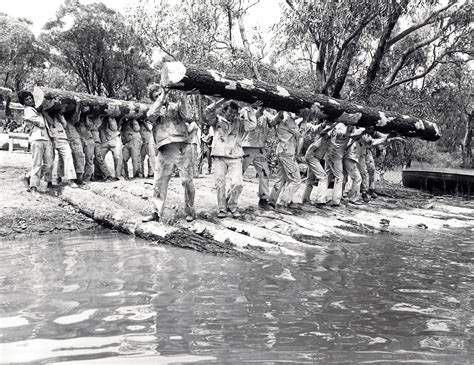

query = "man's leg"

[
  {"left": 130, "top": 139, "right": 142, "bottom": 177},
  {"left": 242, "top": 148, "right": 253, "bottom": 173},
  {"left": 302, "top": 169, "right": 315, "bottom": 204},
  {"left": 56, "top": 139, "right": 77, "bottom": 181},
  {"left": 94, "top": 142, "right": 110, "bottom": 179},
  {"left": 366, "top": 149, "right": 377, "bottom": 197},
  {"left": 122, "top": 143, "right": 131, "bottom": 178},
  {"left": 278, "top": 154, "right": 301, "bottom": 206},
  {"left": 207, "top": 149, "right": 212, "bottom": 174},
  {"left": 145, "top": 142, "right": 156, "bottom": 177},
  {"left": 111, "top": 138, "right": 123, "bottom": 179},
  {"left": 344, "top": 159, "right": 362, "bottom": 202},
  {"left": 213, "top": 157, "right": 227, "bottom": 213},
  {"left": 82, "top": 139, "right": 95, "bottom": 182},
  {"left": 269, "top": 155, "right": 287, "bottom": 206},
  {"left": 42, "top": 140, "right": 54, "bottom": 186},
  {"left": 176, "top": 144, "right": 196, "bottom": 218},
  {"left": 326, "top": 154, "right": 344, "bottom": 205},
  {"left": 252, "top": 150, "right": 270, "bottom": 201},
  {"left": 151, "top": 145, "right": 175, "bottom": 218},
  {"left": 29, "top": 140, "right": 43, "bottom": 189},
  {"left": 226, "top": 158, "right": 243, "bottom": 213}
]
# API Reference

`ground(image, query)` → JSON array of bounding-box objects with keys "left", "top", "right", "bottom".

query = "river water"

[{"left": 1, "top": 228, "right": 473, "bottom": 364}]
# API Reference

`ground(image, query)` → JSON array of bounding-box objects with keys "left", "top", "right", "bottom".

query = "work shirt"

[
  {"left": 23, "top": 106, "right": 50, "bottom": 142},
  {"left": 140, "top": 120, "right": 154, "bottom": 143},
  {"left": 270, "top": 112, "right": 300, "bottom": 156},
  {"left": 90, "top": 116, "right": 103, "bottom": 143},
  {"left": 147, "top": 95, "right": 190, "bottom": 149},
  {"left": 326, "top": 123, "right": 352, "bottom": 158},
  {"left": 99, "top": 117, "right": 120, "bottom": 143},
  {"left": 65, "top": 120, "right": 82, "bottom": 141},
  {"left": 305, "top": 123, "right": 332, "bottom": 160},
  {"left": 204, "top": 107, "right": 256, "bottom": 158},
  {"left": 44, "top": 113, "right": 68, "bottom": 141},
  {"left": 121, "top": 119, "right": 141, "bottom": 144},
  {"left": 78, "top": 116, "right": 93, "bottom": 141},
  {"left": 242, "top": 110, "right": 268, "bottom": 148}
]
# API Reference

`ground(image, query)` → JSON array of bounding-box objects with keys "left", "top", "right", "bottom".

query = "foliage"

[
  {"left": 0, "top": 13, "right": 49, "bottom": 91},
  {"left": 41, "top": 0, "right": 152, "bottom": 98}
]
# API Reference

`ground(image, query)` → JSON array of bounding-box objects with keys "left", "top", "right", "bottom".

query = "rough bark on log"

[
  {"left": 32, "top": 87, "right": 150, "bottom": 118},
  {"left": 161, "top": 62, "right": 441, "bottom": 141},
  {"left": 61, "top": 186, "right": 248, "bottom": 258}
]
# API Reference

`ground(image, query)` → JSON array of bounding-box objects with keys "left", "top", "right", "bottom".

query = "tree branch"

[
  {"left": 385, "top": 32, "right": 441, "bottom": 86},
  {"left": 322, "top": 14, "right": 374, "bottom": 94},
  {"left": 386, "top": 1, "right": 456, "bottom": 48}
]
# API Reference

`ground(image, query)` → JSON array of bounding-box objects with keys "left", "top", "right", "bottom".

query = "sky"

[{"left": 1, "top": 0, "right": 282, "bottom": 37}]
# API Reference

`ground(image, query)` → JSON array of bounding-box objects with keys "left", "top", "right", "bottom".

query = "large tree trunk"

[
  {"left": 32, "top": 87, "right": 150, "bottom": 118},
  {"left": 161, "top": 62, "right": 441, "bottom": 141}
]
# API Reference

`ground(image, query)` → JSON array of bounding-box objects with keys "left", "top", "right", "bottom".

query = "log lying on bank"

[
  {"left": 61, "top": 186, "right": 249, "bottom": 258},
  {"left": 161, "top": 62, "right": 441, "bottom": 141},
  {"left": 32, "top": 87, "right": 150, "bottom": 118}
]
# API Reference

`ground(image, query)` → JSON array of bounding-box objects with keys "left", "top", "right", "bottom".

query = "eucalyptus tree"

[
  {"left": 276, "top": 0, "right": 471, "bottom": 98},
  {"left": 42, "top": 0, "right": 152, "bottom": 98},
  {"left": 0, "top": 13, "right": 49, "bottom": 91}
]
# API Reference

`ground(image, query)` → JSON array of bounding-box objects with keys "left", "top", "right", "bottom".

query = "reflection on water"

[{"left": 0, "top": 228, "right": 473, "bottom": 363}]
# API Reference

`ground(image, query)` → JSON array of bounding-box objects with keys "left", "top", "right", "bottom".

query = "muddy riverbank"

[
  {"left": 0, "top": 160, "right": 97, "bottom": 239},
  {"left": 2, "top": 150, "right": 473, "bottom": 258}
]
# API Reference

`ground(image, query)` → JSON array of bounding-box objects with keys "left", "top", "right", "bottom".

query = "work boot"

[
  {"left": 217, "top": 210, "right": 227, "bottom": 219},
  {"left": 68, "top": 180, "right": 79, "bottom": 188},
  {"left": 287, "top": 202, "right": 301, "bottom": 209},
  {"left": 258, "top": 198, "right": 273, "bottom": 210},
  {"left": 362, "top": 192, "right": 370, "bottom": 203},
  {"left": 142, "top": 212, "right": 160, "bottom": 222},
  {"left": 229, "top": 209, "right": 241, "bottom": 218},
  {"left": 76, "top": 173, "right": 84, "bottom": 185},
  {"left": 369, "top": 189, "right": 378, "bottom": 199}
]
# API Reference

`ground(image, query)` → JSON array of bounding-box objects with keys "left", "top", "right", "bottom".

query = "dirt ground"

[
  {"left": 0, "top": 151, "right": 97, "bottom": 239},
  {"left": 2, "top": 148, "right": 472, "bottom": 248}
]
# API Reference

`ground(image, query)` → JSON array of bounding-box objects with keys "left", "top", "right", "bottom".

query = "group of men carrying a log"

[
  {"left": 18, "top": 83, "right": 391, "bottom": 222},
  {"left": 17, "top": 90, "right": 158, "bottom": 195},
  {"left": 140, "top": 85, "right": 391, "bottom": 223}
]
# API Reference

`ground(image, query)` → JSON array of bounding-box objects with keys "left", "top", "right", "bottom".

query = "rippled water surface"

[{"left": 1, "top": 228, "right": 473, "bottom": 364}]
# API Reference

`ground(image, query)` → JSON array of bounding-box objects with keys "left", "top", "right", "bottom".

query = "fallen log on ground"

[
  {"left": 32, "top": 87, "right": 150, "bottom": 118},
  {"left": 61, "top": 186, "right": 251, "bottom": 258},
  {"left": 161, "top": 62, "right": 440, "bottom": 141}
]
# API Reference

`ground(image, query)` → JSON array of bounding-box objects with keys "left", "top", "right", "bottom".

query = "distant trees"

[
  {"left": 0, "top": 13, "right": 48, "bottom": 91},
  {"left": 41, "top": 0, "right": 152, "bottom": 98}
]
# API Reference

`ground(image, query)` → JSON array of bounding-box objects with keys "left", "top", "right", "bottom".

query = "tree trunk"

[
  {"left": 161, "top": 62, "right": 441, "bottom": 141},
  {"left": 364, "top": 3, "right": 404, "bottom": 95},
  {"left": 462, "top": 113, "right": 473, "bottom": 167},
  {"left": 237, "top": 14, "right": 261, "bottom": 80},
  {"left": 32, "top": 86, "right": 150, "bottom": 118},
  {"left": 331, "top": 32, "right": 362, "bottom": 99}
]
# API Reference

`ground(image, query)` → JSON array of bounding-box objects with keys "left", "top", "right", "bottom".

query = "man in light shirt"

[{"left": 18, "top": 90, "right": 54, "bottom": 195}]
